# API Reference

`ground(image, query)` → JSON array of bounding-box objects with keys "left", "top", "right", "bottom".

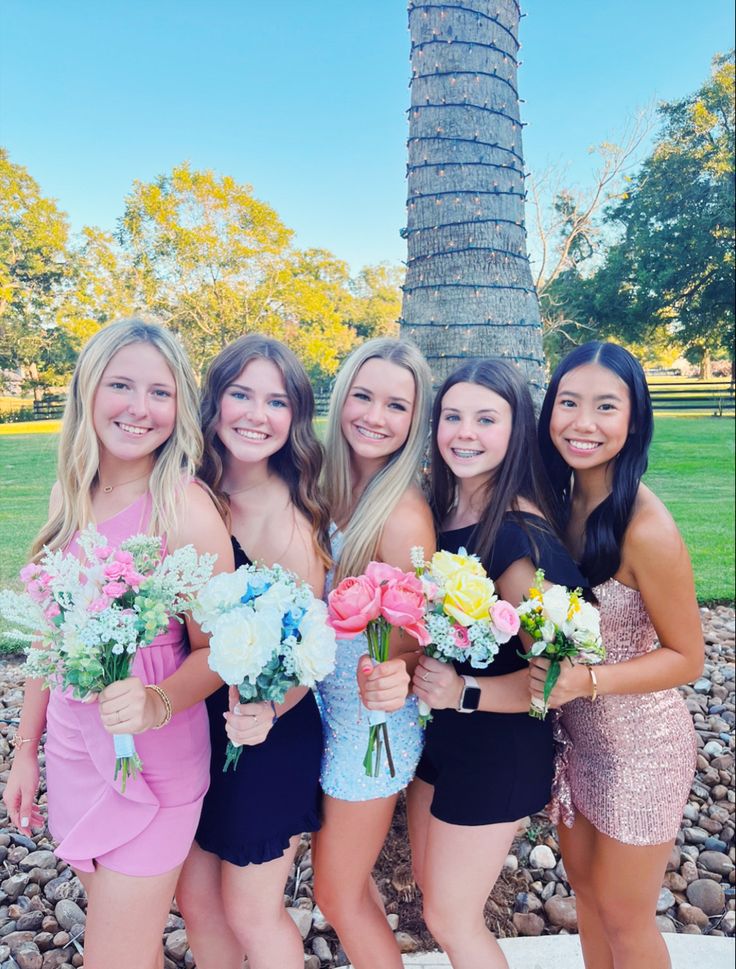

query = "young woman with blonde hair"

[
  {"left": 312, "top": 337, "right": 436, "bottom": 969},
  {"left": 3, "top": 320, "right": 233, "bottom": 969},
  {"left": 176, "top": 334, "right": 331, "bottom": 969}
]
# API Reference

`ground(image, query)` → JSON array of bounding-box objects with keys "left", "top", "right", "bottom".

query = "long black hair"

[
  {"left": 430, "top": 358, "right": 555, "bottom": 565},
  {"left": 538, "top": 341, "right": 653, "bottom": 586}
]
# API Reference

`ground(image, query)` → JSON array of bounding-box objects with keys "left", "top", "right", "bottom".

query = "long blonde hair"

[
  {"left": 324, "top": 338, "right": 431, "bottom": 582},
  {"left": 32, "top": 319, "right": 202, "bottom": 558}
]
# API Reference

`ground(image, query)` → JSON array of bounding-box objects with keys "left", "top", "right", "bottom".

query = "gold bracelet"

[
  {"left": 586, "top": 665, "right": 599, "bottom": 703},
  {"left": 12, "top": 732, "right": 42, "bottom": 751},
  {"left": 145, "top": 684, "right": 173, "bottom": 729}
]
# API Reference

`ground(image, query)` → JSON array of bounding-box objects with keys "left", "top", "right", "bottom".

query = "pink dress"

[
  {"left": 551, "top": 578, "right": 697, "bottom": 846},
  {"left": 44, "top": 493, "right": 210, "bottom": 875}
]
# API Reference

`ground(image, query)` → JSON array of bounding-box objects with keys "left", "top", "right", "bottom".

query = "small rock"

[
  {"left": 53, "top": 901, "right": 85, "bottom": 933},
  {"left": 17, "top": 853, "right": 55, "bottom": 874},
  {"left": 545, "top": 895, "right": 578, "bottom": 932},
  {"left": 386, "top": 914, "right": 399, "bottom": 930},
  {"left": 311, "top": 936, "right": 332, "bottom": 963},
  {"left": 285, "top": 907, "right": 311, "bottom": 940},
  {"left": 163, "top": 929, "right": 188, "bottom": 961},
  {"left": 699, "top": 851, "right": 735, "bottom": 876},
  {"left": 656, "top": 888, "right": 675, "bottom": 913},
  {"left": 512, "top": 912, "right": 544, "bottom": 936},
  {"left": 686, "top": 878, "right": 726, "bottom": 916},
  {"left": 13, "top": 943, "right": 41, "bottom": 969},
  {"left": 677, "top": 902, "right": 710, "bottom": 928},
  {"left": 656, "top": 915, "right": 677, "bottom": 933},
  {"left": 529, "top": 844, "right": 556, "bottom": 870},
  {"left": 311, "top": 906, "right": 332, "bottom": 933},
  {"left": 503, "top": 854, "right": 518, "bottom": 871},
  {"left": 394, "top": 931, "right": 419, "bottom": 953},
  {"left": 693, "top": 678, "right": 712, "bottom": 693}
]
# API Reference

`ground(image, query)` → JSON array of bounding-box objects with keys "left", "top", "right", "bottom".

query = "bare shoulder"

[
  {"left": 169, "top": 481, "right": 232, "bottom": 565},
  {"left": 379, "top": 485, "right": 436, "bottom": 569},
  {"left": 623, "top": 484, "right": 686, "bottom": 571}
]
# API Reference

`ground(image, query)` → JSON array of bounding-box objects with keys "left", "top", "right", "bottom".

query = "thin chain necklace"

[{"left": 98, "top": 470, "right": 151, "bottom": 494}]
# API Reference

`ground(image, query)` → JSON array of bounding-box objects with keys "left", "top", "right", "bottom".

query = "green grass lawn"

[{"left": 0, "top": 415, "right": 733, "bottom": 649}]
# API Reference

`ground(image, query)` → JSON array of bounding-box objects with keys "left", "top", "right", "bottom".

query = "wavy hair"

[
  {"left": 430, "top": 358, "right": 555, "bottom": 564},
  {"left": 538, "top": 341, "right": 653, "bottom": 586},
  {"left": 324, "top": 337, "right": 432, "bottom": 582},
  {"left": 32, "top": 319, "right": 202, "bottom": 558},
  {"left": 199, "top": 334, "right": 331, "bottom": 568}
]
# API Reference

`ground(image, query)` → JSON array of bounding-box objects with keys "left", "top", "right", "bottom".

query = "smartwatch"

[{"left": 457, "top": 674, "right": 481, "bottom": 713}]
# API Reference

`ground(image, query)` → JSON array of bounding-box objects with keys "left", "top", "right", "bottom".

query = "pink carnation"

[
  {"left": 327, "top": 575, "right": 382, "bottom": 637},
  {"left": 88, "top": 596, "right": 110, "bottom": 613},
  {"left": 491, "top": 600, "right": 520, "bottom": 639},
  {"left": 124, "top": 569, "right": 146, "bottom": 589},
  {"left": 114, "top": 551, "right": 134, "bottom": 566},
  {"left": 94, "top": 546, "right": 114, "bottom": 560},
  {"left": 44, "top": 602, "right": 61, "bottom": 620},
  {"left": 26, "top": 580, "right": 48, "bottom": 604},
  {"left": 103, "top": 562, "right": 126, "bottom": 580},
  {"left": 102, "top": 581, "right": 128, "bottom": 598}
]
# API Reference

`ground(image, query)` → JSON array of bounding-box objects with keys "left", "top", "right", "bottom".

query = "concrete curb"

[{"left": 385, "top": 934, "right": 736, "bottom": 968}]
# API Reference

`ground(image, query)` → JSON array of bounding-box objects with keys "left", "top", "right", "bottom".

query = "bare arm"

[{"left": 533, "top": 497, "right": 704, "bottom": 706}]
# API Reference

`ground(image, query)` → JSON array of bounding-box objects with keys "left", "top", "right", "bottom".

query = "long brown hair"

[
  {"left": 199, "top": 334, "right": 331, "bottom": 568},
  {"left": 430, "top": 358, "right": 555, "bottom": 565}
]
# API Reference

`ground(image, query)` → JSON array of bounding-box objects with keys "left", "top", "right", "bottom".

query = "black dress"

[
  {"left": 415, "top": 513, "right": 586, "bottom": 826},
  {"left": 195, "top": 537, "right": 323, "bottom": 865}
]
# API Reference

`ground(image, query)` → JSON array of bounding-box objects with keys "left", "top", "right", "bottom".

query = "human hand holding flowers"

[
  {"left": 98, "top": 676, "right": 164, "bottom": 734},
  {"left": 529, "top": 657, "right": 596, "bottom": 708},
  {"left": 412, "top": 653, "right": 464, "bottom": 711},
  {"left": 357, "top": 655, "right": 411, "bottom": 713},
  {"left": 224, "top": 687, "right": 274, "bottom": 748}
]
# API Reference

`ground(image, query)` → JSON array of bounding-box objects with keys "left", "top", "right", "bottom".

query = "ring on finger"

[{"left": 421, "top": 671, "right": 430, "bottom": 681}]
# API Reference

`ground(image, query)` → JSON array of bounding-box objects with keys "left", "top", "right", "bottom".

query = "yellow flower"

[
  {"left": 430, "top": 549, "right": 486, "bottom": 583},
  {"left": 443, "top": 570, "right": 496, "bottom": 627}
]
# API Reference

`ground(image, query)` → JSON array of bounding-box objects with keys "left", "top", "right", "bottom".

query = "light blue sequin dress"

[{"left": 316, "top": 529, "right": 424, "bottom": 800}]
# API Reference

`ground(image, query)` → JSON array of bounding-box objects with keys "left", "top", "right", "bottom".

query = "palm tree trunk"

[{"left": 400, "top": 0, "right": 544, "bottom": 400}]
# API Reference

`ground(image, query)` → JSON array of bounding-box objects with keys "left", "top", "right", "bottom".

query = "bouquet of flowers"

[
  {"left": 0, "top": 526, "right": 216, "bottom": 789},
  {"left": 517, "top": 570, "right": 605, "bottom": 719},
  {"left": 410, "top": 546, "right": 520, "bottom": 725},
  {"left": 192, "top": 562, "right": 337, "bottom": 771},
  {"left": 327, "top": 562, "right": 429, "bottom": 778}
]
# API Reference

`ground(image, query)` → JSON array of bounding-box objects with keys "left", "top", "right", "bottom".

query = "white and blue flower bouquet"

[{"left": 192, "top": 563, "right": 337, "bottom": 771}]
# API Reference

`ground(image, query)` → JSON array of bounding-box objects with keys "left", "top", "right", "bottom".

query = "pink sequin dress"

[
  {"left": 44, "top": 493, "right": 210, "bottom": 875},
  {"left": 551, "top": 578, "right": 697, "bottom": 846}
]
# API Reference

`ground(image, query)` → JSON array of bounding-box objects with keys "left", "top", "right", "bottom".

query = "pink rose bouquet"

[
  {"left": 410, "top": 546, "right": 520, "bottom": 725},
  {"left": 327, "top": 562, "right": 429, "bottom": 778}
]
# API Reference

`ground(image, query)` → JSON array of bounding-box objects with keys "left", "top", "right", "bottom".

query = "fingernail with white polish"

[{"left": 21, "top": 816, "right": 29, "bottom": 827}]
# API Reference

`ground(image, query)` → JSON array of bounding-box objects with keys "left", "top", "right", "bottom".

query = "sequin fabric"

[
  {"left": 315, "top": 529, "right": 424, "bottom": 801},
  {"left": 550, "top": 578, "right": 697, "bottom": 846}
]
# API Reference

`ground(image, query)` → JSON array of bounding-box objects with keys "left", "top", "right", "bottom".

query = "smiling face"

[
  {"left": 436, "top": 381, "right": 513, "bottom": 489},
  {"left": 549, "top": 362, "right": 632, "bottom": 470},
  {"left": 216, "top": 356, "right": 292, "bottom": 466},
  {"left": 340, "top": 357, "right": 416, "bottom": 469},
  {"left": 92, "top": 342, "right": 177, "bottom": 463}
]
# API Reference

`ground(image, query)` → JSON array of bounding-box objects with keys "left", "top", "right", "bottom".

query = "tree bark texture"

[{"left": 400, "top": 0, "right": 544, "bottom": 398}]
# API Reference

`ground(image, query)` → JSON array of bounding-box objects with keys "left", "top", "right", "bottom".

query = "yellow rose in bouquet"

[
  {"left": 443, "top": 569, "right": 496, "bottom": 627},
  {"left": 430, "top": 549, "right": 486, "bottom": 584}
]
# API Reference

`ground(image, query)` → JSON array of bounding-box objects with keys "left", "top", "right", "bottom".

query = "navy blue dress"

[
  {"left": 415, "top": 513, "right": 586, "bottom": 826},
  {"left": 195, "top": 537, "right": 323, "bottom": 865}
]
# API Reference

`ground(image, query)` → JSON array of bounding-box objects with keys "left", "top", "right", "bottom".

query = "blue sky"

[{"left": 1, "top": 1, "right": 733, "bottom": 272}]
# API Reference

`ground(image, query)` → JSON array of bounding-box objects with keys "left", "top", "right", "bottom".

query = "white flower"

[
  {"left": 289, "top": 600, "right": 336, "bottom": 686},
  {"left": 193, "top": 569, "right": 249, "bottom": 623},
  {"left": 573, "top": 600, "right": 601, "bottom": 639},
  {"left": 540, "top": 619, "right": 557, "bottom": 643},
  {"left": 257, "top": 579, "right": 295, "bottom": 614},
  {"left": 207, "top": 605, "right": 282, "bottom": 685},
  {"left": 541, "top": 585, "right": 570, "bottom": 627},
  {"left": 410, "top": 546, "right": 426, "bottom": 571}
]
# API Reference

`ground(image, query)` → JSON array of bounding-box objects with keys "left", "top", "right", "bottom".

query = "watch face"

[{"left": 462, "top": 686, "right": 481, "bottom": 711}]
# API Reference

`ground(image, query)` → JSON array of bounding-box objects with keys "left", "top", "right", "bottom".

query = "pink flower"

[
  {"left": 103, "top": 562, "right": 126, "bottom": 580},
  {"left": 19, "top": 563, "right": 41, "bottom": 583},
  {"left": 491, "top": 600, "right": 520, "bottom": 639},
  {"left": 94, "top": 546, "right": 114, "bottom": 560},
  {"left": 102, "top": 581, "right": 128, "bottom": 598},
  {"left": 124, "top": 569, "right": 146, "bottom": 589},
  {"left": 26, "top": 580, "right": 48, "bottom": 604},
  {"left": 364, "top": 561, "right": 406, "bottom": 586},
  {"left": 327, "top": 576, "right": 382, "bottom": 637},
  {"left": 88, "top": 596, "right": 110, "bottom": 613},
  {"left": 114, "top": 551, "right": 134, "bottom": 566},
  {"left": 380, "top": 574, "right": 430, "bottom": 645},
  {"left": 453, "top": 624, "right": 470, "bottom": 649},
  {"left": 44, "top": 602, "right": 61, "bottom": 619}
]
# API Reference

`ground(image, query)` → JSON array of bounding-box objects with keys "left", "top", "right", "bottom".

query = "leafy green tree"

[
  {"left": 570, "top": 53, "right": 735, "bottom": 376},
  {"left": 0, "top": 148, "right": 75, "bottom": 396},
  {"left": 349, "top": 263, "right": 403, "bottom": 339}
]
